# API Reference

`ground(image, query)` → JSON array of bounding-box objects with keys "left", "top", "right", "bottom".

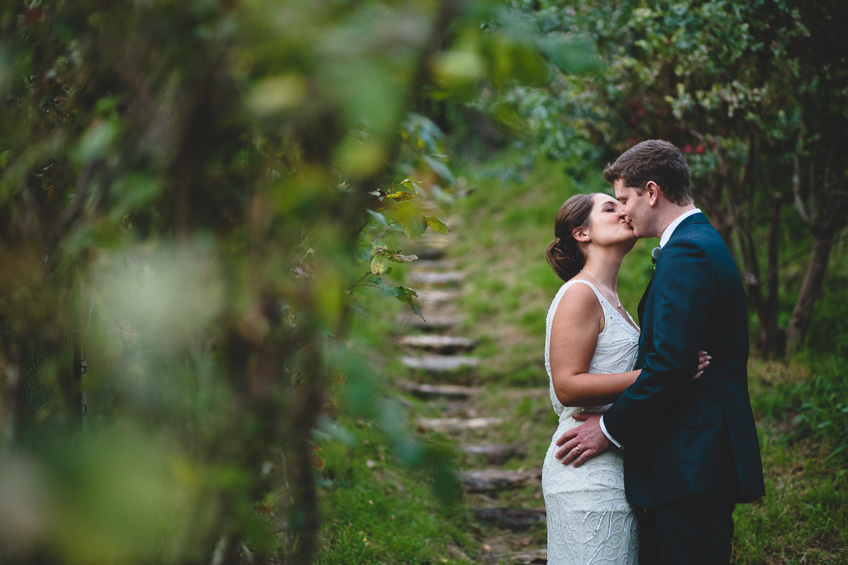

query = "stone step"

[
  {"left": 408, "top": 270, "right": 466, "bottom": 286},
  {"left": 415, "top": 289, "right": 463, "bottom": 307},
  {"left": 412, "top": 259, "right": 458, "bottom": 271},
  {"left": 398, "top": 334, "right": 475, "bottom": 353},
  {"left": 459, "top": 469, "right": 542, "bottom": 493},
  {"left": 398, "top": 380, "right": 480, "bottom": 400},
  {"left": 401, "top": 354, "right": 478, "bottom": 372},
  {"left": 495, "top": 547, "right": 548, "bottom": 563},
  {"left": 411, "top": 246, "right": 445, "bottom": 260},
  {"left": 415, "top": 232, "right": 453, "bottom": 248},
  {"left": 473, "top": 508, "right": 547, "bottom": 531},
  {"left": 396, "top": 313, "right": 466, "bottom": 330},
  {"left": 416, "top": 404, "right": 476, "bottom": 419},
  {"left": 410, "top": 235, "right": 453, "bottom": 260},
  {"left": 417, "top": 416, "right": 502, "bottom": 433},
  {"left": 459, "top": 444, "right": 519, "bottom": 464}
]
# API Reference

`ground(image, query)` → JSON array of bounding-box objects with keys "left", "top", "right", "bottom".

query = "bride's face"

[{"left": 584, "top": 194, "right": 637, "bottom": 248}]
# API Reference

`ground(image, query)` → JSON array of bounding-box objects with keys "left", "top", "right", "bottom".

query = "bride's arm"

[{"left": 548, "top": 283, "right": 638, "bottom": 407}]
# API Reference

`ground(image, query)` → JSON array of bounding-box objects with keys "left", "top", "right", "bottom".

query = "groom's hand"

[{"left": 554, "top": 413, "right": 610, "bottom": 467}]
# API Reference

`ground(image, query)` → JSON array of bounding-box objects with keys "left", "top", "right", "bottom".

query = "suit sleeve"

[{"left": 603, "top": 239, "right": 715, "bottom": 445}]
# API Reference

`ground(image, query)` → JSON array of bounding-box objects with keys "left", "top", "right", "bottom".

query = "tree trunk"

[
  {"left": 757, "top": 193, "right": 786, "bottom": 358},
  {"left": 283, "top": 341, "right": 324, "bottom": 565},
  {"left": 732, "top": 181, "right": 786, "bottom": 357},
  {"left": 786, "top": 236, "right": 834, "bottom": 356}
]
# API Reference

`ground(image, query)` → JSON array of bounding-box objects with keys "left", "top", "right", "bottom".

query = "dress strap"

[{"left": 561, "top": 279, "right": 606, "bottom": 308}]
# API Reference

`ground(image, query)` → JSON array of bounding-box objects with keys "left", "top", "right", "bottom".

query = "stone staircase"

[{"left": 396, "top": 230, "right": 548, "bottom": 565}]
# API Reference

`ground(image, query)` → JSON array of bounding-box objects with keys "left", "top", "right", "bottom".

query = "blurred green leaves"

[
  {"left": 91, "top": 239, "right": 225, "bottom": 355},
  {"left": 0, "top": 0, "right": 577, "bottom": 562},
  {"left": 537, "top": 33, "right": 601, "bottom": 75},
  {"left": 247, "top": 74, "right": 308, "bottom": 115},
  {"left": 0, "top": 428, "right": 195, "bottom": 563}
]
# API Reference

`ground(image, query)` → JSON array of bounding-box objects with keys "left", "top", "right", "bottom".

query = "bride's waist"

[{"left": 557, "top": 404, "right": 612, "bottom": 426}]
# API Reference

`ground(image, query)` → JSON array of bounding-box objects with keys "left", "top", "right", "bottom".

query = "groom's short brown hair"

[{"left": 603, "top": 140, "right": 693, "bottom": 205}]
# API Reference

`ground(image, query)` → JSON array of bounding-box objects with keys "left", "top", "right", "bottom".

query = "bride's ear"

[{"left": 572, "top": 227, "right": 590, "bottom": 243}]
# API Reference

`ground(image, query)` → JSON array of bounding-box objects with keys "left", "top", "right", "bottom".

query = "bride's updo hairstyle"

[{"left": 545, "top": 193, "right": 595, "bottom": 282}]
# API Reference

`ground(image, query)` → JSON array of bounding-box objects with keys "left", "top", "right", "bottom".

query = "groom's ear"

[{"left": 644, "top": 181, "right": 661, "bottom": 207}]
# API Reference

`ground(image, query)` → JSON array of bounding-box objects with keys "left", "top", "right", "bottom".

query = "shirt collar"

[{"left": 659, "top": 208, "right": 701, "bottom": 248}]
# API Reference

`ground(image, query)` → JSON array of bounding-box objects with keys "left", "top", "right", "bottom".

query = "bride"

[{"left": 541, "top": 193, "right": 708, "bottom": 564}]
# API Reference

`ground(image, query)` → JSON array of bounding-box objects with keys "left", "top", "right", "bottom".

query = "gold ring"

[{"left": 575, "top": 447, "right": 582, "bottom": 454}]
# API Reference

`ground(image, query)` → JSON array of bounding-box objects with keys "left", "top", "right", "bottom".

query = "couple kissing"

[{"left": 541, "top": 140, "right": 765, "bottom": 565}]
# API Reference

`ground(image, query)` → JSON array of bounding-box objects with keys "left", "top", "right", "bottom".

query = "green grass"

[
  {"left": 732, "top": 357, "right": 848, "bottom": 564},
  {"left": 315, "top": 414, "right": 475, "bottom": 564}
]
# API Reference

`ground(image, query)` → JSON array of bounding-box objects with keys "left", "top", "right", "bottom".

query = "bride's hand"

[{"left": 693, "top": 350, "right": 711, "bottom": 380}]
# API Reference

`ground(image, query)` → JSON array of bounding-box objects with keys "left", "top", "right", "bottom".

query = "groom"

[{"left": 555, "top": 140, "right": 765, "bottom": 564}]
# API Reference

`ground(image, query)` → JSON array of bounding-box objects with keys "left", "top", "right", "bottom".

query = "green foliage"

[
  {"left": 804, "top": 233, "right": 848, "bottom": 357},
  {"left": 0, "top": 1, "right": 604, "bottom": 562},
  {"left": 496, "top": 0, "right": 848, "bottom": 358},
  {"left": 6, "top": 0, "right": 845, "bottom": 561},
  {"left": 351, "top": 117, "right": 459, "bottom": 321}
]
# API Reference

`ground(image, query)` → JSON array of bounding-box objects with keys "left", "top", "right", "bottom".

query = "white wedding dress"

[{"left": 542, "top": 280, "right": 640, "bottom": 564}]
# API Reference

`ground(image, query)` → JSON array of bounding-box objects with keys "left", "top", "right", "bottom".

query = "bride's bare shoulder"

[{"left": 553, "top": 280, "right": 602, "bottom": 322}]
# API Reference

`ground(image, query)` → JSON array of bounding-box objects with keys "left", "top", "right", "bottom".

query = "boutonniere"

[{"left": 651, "top": 246, "right": 661, "bottom": 266}]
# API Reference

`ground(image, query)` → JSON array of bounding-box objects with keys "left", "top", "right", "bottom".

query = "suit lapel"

[
  {"left": 638, "top": 276, "right": 652, "bottom": 324},
  {"left": 638, "top": 213, "right": 707, "bottom": 323}
]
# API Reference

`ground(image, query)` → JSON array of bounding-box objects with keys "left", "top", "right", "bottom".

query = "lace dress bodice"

[
  {"left": 541, "top": 279, "right": 641, "bottom": 564},
  {"left": 544, "top": 279, "right": 640, "bottom": 421}
]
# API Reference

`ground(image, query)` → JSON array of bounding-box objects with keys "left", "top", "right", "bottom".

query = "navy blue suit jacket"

[{"left": 603, "top": 213, "right": 765, "bottom": 508}]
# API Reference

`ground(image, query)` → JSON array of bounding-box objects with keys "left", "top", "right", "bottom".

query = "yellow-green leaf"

[
  {"left": 385, "top": 191, "right": 414, "bottom": 202},
  {"left": 401, "top": 179, "right": 425, "bottom": 197},
  {"left": 425, "top": 216, "right": 450, "bottom": 234},
  {"left": 370, "top": 254, "right": 390, "bottom": 275}
]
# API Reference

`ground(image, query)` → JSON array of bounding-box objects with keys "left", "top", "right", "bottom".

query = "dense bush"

[{"left": 498, "top": 0, "right": 848, "bottom": 359}]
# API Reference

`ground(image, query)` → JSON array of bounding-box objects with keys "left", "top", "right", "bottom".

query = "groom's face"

[{"left": 613, "top": 180, "right": 651, "bottom": 238}]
